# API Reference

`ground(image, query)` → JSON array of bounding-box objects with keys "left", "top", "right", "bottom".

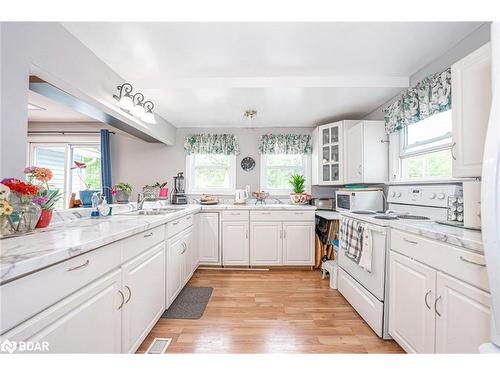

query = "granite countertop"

[
  {"left": 0, "top": 203, "right": 316, "bottom": 285},
  {"left": 340, "top": 211, "right": 483, "bottom": 253}
]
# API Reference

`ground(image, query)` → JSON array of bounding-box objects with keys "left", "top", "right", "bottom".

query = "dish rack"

[{"left": 142, "top": 184, "right": 161, "bottom": 201}]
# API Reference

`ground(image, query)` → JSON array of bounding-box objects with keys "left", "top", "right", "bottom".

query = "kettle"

[{"left": 234, "top": 189, "right": 249, "bottom": 204}]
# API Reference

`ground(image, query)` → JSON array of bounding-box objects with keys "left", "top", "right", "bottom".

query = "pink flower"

[{"left": 33, "top": 195, "right": 49, "bottom": 205}]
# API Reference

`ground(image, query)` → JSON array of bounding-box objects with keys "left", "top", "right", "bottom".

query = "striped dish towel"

[{"left": 340, "top": 218, "right": 365, "bottom": 264}]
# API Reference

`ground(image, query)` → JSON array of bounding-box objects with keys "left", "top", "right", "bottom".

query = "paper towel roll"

[{"left": 463, "top": 181, "right": 482, "bottom": 229}]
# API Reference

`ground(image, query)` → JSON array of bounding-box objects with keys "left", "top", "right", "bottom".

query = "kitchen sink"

[{"left": 117, "top": 208, "right": 181, "bottom": 216}]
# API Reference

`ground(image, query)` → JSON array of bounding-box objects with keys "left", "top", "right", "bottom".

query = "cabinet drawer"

[
  {"left": 122, "top": 225, "right": 165, "bottom": 262},
  {"left": 221, "top": 210, "right": 249, "bottom": 221},
  {"left": 167, "top": 214, "right": 194, "bottom": 238},
  {"left": 391, "top": 230, "right": 489, "bottom": 292},
  {"left": 250, "top": 210, "right": 315, "bottom": 221},
  {"left": 0, "top": 241, "right": 122, "bottom": 334}
]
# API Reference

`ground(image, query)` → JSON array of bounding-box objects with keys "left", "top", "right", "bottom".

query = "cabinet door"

[
  {"left": 435, "top": 272, "right": 491, "bottom": 353},
  {"left": 167, "top": 236, "right": 183, "bottom": 307},
  {"left": 389, "top": 251, "right": 436, "bottom": 353},
  {"left": 345, "top": 122, "right": 363, "bottom": 183},
  {"left": 250, "top": 222, "right": 282, "bottom": 265},
  {"left": 222, "top": 221, "right": 249, "bottom": 266},
  {"left": 452, "top": 43, "right": 491, "bottom": 177},
  {"left": 282, "top": 222, "right": 314, "bottom": 265},
  {"left": 181, "top": 229, "right": 193, "bottom": 285},
  {"left": 3, "top": 269, "right": 123, "bottom": 353},
  {"left": 122, "top": 243, "right": 165, "bottom": 353},
  {"left": 198, "top": 213, "right": 220, "bottom": 264}
]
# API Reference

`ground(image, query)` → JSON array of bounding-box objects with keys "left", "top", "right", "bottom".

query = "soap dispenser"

[{"left": 98, "top": 196, "right": 110, "bottom": 217}]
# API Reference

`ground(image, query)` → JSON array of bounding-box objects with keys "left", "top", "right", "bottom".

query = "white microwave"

[{"left": 335, "top": 189, "right": 384, "bottom": 212}]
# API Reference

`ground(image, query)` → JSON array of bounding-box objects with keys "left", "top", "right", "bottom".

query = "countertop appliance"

[
  {"left": 480, "top": 22, "right": 500, "bottom": 353},
  {"left": 336, "top": 188, "right": 383, "bottom": 212},
  {"left": 171, "top": 172, "right": 187, "bottom": 205},
  {"left": 337, "top": 183, "right": 464, "bottom": 339},
  {"left": 311, "top": 198, "right": 335, "bottom": 211},
  {"left": 234, "top": 189, "right": 249, "bottom": 204}
]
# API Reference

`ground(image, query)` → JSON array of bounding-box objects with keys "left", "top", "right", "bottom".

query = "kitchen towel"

[
  {"left": 340, "top": 218, "right": 364, "bottom": 264},
  {"left": 359, "top": 227, "right": 373, "bottom": 273}
]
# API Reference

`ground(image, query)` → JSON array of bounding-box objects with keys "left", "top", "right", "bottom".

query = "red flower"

[{"left": 1, "top": 178, "right": 38, "bottom": 196}]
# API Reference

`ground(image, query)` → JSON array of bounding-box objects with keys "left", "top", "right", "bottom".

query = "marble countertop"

[
  {"left": 315, "top": 211, "right": 341, "bottom": 220},
  {"left": 340, "top": 211, "right": 483, "bottom": 253},
  {"left": 0, "top": 203, "right": 316, "bottom": 285}
]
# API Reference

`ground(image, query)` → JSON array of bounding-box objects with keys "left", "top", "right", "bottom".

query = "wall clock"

[{"left": 241, "top": 156, "right": 256, "bottom": 171}]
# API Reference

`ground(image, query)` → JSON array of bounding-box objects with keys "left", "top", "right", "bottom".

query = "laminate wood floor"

[{"left": 137, "top": 269, "right": 404, "bottom": 354}]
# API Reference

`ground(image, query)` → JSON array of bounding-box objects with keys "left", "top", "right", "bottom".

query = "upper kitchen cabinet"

[
  {"left": 344, "top": 120, "right": 388, "bottom": 184},
  {"left": 452, "top": 42, "right": 492, "bottom": 178},
  {"left": 312, "top": 120, "right": 355, "bottom": 185}
]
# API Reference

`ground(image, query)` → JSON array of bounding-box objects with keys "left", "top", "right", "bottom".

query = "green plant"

[
  {"left": 289, "top": 174, "right": 306, "bottom": 194},
  {"left": 114, "top": 182, "right": 132, "bottom": 193}
]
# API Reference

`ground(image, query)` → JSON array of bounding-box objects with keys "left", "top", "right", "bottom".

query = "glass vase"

[{"left": 9, "top": 197, "right": 42, "bottom": 234}]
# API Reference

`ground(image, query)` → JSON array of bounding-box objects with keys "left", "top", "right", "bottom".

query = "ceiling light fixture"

[
  {"left": 113, "top": 82, "right": 156, "bottom": 124},
  {"left": 244, "top": 110, "right": 257, "bottom": 120}
]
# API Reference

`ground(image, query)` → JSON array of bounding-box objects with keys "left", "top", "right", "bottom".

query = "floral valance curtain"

[
  {"left": 258, "top": 134, "right": 312, "bottom": 155},
  {"left": 184, "top": 134, "right": 240, "bottom": 155},
  {"left": 384, "top": 68, "right": 452, "bottom": 134}
]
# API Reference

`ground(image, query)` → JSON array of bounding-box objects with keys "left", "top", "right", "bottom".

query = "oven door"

[
  {"left": 336, "top": 193, "right": 352, "bottom": 211},
  {"left": 338, "top": 218, "right": 387, "bottom": 301}
]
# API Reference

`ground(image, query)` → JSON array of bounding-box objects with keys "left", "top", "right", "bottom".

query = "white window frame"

[
  {"left": 185, "top": 154, "right": 237, "bottom": 195},
  {"left": 28, "top": 138, "right": 101, "bottom": 208},
  {"left": 260, "top": 154, "right": 311, "bottom": 196}
]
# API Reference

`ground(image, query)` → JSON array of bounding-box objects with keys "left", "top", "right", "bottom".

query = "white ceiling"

[
  {"left": 63, "top": 22, "right": 484, "bottom": 128},
  {"left": 28, "top": 90, "right": 96, "bottom": 122}
]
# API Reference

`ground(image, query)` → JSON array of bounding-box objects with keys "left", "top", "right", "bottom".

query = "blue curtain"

[{"left": 100, "top": 129, "right": 112, "bottom": 204}]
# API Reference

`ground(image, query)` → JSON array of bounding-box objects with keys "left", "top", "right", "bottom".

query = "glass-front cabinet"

[{"left": 313, "top": 121, "right": 344, "bottom": 185}]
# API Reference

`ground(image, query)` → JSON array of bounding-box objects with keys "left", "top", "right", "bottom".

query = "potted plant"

[
  {"left": 288, "top": 174, "right": 312, "bottom": 205},
  {"left": 112, "top": 182, "right": 133, "bottom": 203},
  {"left": 72, "top": 161, "right": 99, "bottom": 207}
]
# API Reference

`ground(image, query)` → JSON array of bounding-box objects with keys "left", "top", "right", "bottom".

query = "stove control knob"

[
  {"left": 390, "top": 192, "right": 396, "bottom": 198},
  {"left": 396, "top": 192, "right": 402, "bottom": 198},
  {"left": 437, "top": 193, "right": 446, "bottom": 200},
  {"left": 429, "top": 193, "right": 436, "bottom": 199}
]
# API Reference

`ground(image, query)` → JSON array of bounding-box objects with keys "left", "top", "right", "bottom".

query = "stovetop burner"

[{"left": 396, "top": 215, "right": 430, "bottom": 220}]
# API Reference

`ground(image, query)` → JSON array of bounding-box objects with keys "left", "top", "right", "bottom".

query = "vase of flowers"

[
  {"left": 112, "top": 182, "right": 132, "bottom": 203},
  {"left": 25, "top": 166, "right": 62, "bottom": 228},
  {"left": 288, "top": 174, "right": 312, "bottom": 205},
  {"left": 0, "top": 183, "right": 15, "bottom": 237},
  {"left": 72, "top": 161, "right": 98, "bottom": 207},
  {"left": 1, "top": 178, "right": 41, "bottom": 233}
]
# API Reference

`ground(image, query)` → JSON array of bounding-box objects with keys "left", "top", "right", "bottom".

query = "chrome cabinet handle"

[
  {"left": 283, "top": 230, "right": 286, "bottom": 239},
  {"left": 279, "top": 230, "right": 282, "bottom": 239},
  {"left": 403, "top": 238, "right": 418, "bottom": 245},
  {"left": 172, "top": 221, "right": 180, "bottom": 226},
  {"left": 261, "top": 212, "right": 271, "bottom": 215},
  {"left": 424, "top": 290, "right": 432, "bottom": 310},
  {"left": 459, "top": 256, "right": 486, "bottom": 267},
  {"left": 66, "top": 259, "right": 90, "bottom": 272},
  {"left": 434, "top": 296, "right": 442, "bottom": 317},
  {"left": 181, "top": 243, "right": 187, "bottom": 254},
  {"left": 231, "top": 212, "right": 240, "bottom": 215},
  {"left": 245, "top": 229, "right": 248, "bottom": 239},
  {"left": 125, "top": 286, "right": 132, "bottom": 304},
  {"left": 118, "top": 290, "right": 125, "bottom": 310},
  {"left": 143, "top": 232, "right": 153, "bottom": 238},
  {"left": 451, "top": 142, "right": 457, "bottom": 161}
]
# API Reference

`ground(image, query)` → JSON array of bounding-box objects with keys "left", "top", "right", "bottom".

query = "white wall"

[
  {"left": 364, "top": 23, "right": 491, "bottom": 121},
  {"left": 0, "top": 22, "right": 176, "bottom": 179}
]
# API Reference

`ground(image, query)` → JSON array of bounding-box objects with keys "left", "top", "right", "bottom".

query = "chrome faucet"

[{"left": 137, "top": 193, "right": 148, "bottom": 210}]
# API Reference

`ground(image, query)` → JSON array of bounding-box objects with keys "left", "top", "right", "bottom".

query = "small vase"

[
  {"left": 9, "top": 198, "right": 42, "bottom": 233},
  {"left": 36, "top": 209, "right": 53, "bottom": 229}
]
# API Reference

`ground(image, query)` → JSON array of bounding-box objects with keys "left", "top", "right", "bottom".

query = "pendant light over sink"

[{"left": 113, "top": 82, "right": 156, "bottom": 124}]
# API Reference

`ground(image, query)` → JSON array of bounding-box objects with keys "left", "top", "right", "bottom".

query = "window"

[
  {"left": 260, "top": 154, "right": 310, "bottom": 195},
  {"left": 29, "top": 143, "right": 101, "bottom": 208},
  {"left": 398, "top": 110, "right": 453, "bottom": 180},
  {"left": 186, "top": 154, "right": 236, "bottom": 194}
]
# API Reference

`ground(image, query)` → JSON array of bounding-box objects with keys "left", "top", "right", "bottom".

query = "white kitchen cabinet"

[
  {"left": 182, "top": 228, "right": 194, "bottom": 285},
  {"left": 121, "top": 243, "right": 165, "bottom": 353},
  {"left": 222, "top": 221, "right": 250, "bottom": 266},
  {"left": 282, "top": 222, "right": 314, "bottom": 265},
  {"left": 3, "top": 269, "right": 123, "bottom": 353},
  {"left": 344, "top": 120, "right": 388, "bottom": 184},
  {"left": 435, "top": 272, "right": 491, "bottom": 353},
  {"left": 389, "top": 251, "right": 436, "bottom": 354},
  {"left": 167, "top": 234, "right": 184, "bottom": 307},
  {"left": 452, "top": 42, "right": 492, "bottom": 178},
  {"left": 250, "top": 221, "right": 282, "bottom": 265},
  {"left": 197, "top": 212, "right": 220, "bottom": 265}
]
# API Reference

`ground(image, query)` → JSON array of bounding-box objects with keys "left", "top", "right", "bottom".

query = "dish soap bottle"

[{"left": 91, "top": 192, "right": 100, "bottom": 217}]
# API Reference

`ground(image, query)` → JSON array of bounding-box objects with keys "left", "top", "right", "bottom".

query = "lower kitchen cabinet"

[
  {"left": 283, "top": 222, "right": 314, "bottom": 265},
  {"left": 435, "top": 272, "right": 491, "bottom": 353},
  {"left": 182, "top": 228, "right": 194, "bottom": 285},
  {"left": 389, "top": 251, "right": 436, "bottom": 353},
  {"left": 121, "top": 243, "right": 165, "bottom": 353},
  {"left": 197, "top": 212, "right": 220, "bottom": 264},
  {"left": 3, "top": 269, "right": 123, "bottom": 353},
  {"left": 250, "top": 221, "right": 282, "bottom": 265},
  {"left": 222, "top": 221, "right": 249, "bottom": 266}
]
